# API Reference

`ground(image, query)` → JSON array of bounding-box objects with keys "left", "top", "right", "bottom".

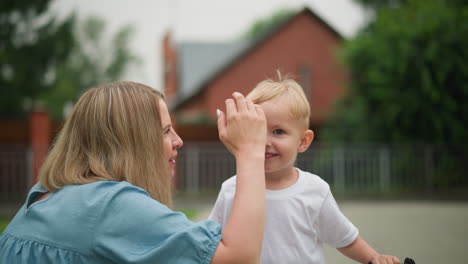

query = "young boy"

[{"left": 209, "top": 74, "right": 400, "bottom": 264}]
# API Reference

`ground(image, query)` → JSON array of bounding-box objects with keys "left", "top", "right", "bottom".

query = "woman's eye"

[
  {"left": 164, "top": 128, "right": 171, "bottom": 135},
  {"left": 273, "top": 129, "right": 285, "bottom": 135}
]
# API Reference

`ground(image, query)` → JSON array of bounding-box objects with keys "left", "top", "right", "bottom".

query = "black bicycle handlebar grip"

[{"left": 368, "top": 257, "right": 415, "bottom": 264}]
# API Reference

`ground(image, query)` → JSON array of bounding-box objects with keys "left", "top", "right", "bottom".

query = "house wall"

[
  {"left": 188, "top": 11, "right": 346, "bottom": 121},
  {"left": 0, "top": 114, "right": 61, "bottom": 145},
  {"left": 0, "top": 120, "right": 29, "bottom": 144},
  {"left": 172, "top": 10, "right": 348, "bottom": 141}
]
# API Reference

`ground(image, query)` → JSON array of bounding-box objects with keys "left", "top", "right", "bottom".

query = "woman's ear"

[{"left": 298, "top": 130, "right": 314, "bottom": 153}]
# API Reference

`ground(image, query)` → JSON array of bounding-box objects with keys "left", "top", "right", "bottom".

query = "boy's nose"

[{"left": 265, "top": 135, "right": 273, "bottom": 147}]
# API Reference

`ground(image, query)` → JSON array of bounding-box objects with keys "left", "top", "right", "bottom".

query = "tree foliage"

[
  {"left": 324, "top": 0, "right": 468, "bottom": 149},
  {"left": 1, "top": 1, "right": 139, "bottom": 119},
  {"left": 0, "top": 0, "right": 74, "bottom": 117},
  {"left": 244, "top": 9, "right": 295, "bottom": 39},
  {"left": 43, "top": 16, "right": 140, "bottom": 119},
  {"left": 353, "top": 0, "right": 407, "bottom": 9}
]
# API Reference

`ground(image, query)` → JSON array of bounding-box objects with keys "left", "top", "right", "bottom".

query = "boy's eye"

[{"left": 273, "top": 129, "right": 285, "bottom": 135}]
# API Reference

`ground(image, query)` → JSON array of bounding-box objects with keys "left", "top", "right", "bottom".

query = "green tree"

[
  {"left": 353, "top": 0, "right": 407, "bottom": 10},
  {"left": 0, "top": 0, "right": 75, "bottom": 117},
  {"left": 244, "top": 9, "right": 295, "bottom": 39},
  {"left": 325, "top": 0, "right": 468, "bottom": 147},
  {"left": 323, "top": 0, "right": 468, "bottom": 187},
  {"left": 42, "top": 16, "right": 140, "bottom": 119}
]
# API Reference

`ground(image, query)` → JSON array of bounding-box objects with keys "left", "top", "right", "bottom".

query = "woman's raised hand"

[
  {"left": 217, "top": 92, "right": 266, "bottom": 158},
  {"left": 212, "top": 92, "right": 267, "bottom": 264}
]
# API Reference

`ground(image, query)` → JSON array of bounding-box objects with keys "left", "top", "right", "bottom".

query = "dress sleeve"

[
  {"left": 315, "top": 190, "right": 359, "bottom": 248},
  {"left": 93, "top": 184, "right": 222, "bottom": 264}
]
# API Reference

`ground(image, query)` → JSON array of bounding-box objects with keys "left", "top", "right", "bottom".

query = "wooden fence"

[{"left": 0, "top": 145, "right": 31, "bottom": 203}]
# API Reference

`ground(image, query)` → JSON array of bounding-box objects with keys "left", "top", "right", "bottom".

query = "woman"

[{"left": 0, "top": 81, "right": 267, "bottom": 263}]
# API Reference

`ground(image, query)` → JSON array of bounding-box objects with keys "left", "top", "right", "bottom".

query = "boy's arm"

[{"left": 337, "top": 236, "right": 400, "bottom": 264}]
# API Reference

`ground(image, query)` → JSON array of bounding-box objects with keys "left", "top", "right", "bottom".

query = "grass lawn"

[
  {"left": 0, "top": 218, "right": 10, "bottom": 233},
  {"left": 177, "top": 208, "right": 198, "bottom": 220}
]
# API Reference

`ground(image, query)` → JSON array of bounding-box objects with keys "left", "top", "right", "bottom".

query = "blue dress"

[{"left": 0, "top": 181, "right": 221, "bottom": 263}]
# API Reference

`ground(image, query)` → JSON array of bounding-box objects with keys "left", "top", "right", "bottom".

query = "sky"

[{"left": 50, "top": 0, "right": 369, "bottom": 91}]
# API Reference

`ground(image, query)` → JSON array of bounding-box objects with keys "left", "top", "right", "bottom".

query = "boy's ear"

[{"left": 298, "top": 129, "right": 314, "bottom": 153}]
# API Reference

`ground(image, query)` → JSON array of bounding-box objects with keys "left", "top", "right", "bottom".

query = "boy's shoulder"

[
  {"left": 296, "top": 168, "right": 331, "bottom": 195},
  {"left": 215, "top": 176, "right": 238, "bottom": 199},
  {"left": 297, "top": 169, "right": 329, "bottom": 187},
  {"left": 220, "top": 175, "right": 238, "bottom": 190}
]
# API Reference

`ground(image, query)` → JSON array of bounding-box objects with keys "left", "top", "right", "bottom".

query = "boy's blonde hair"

[
  {"left": 39, "top": 81, "right": 173, "bottom": 207},
  {"left": 247, "top": 72, "right": 311, "bottom": 128}
]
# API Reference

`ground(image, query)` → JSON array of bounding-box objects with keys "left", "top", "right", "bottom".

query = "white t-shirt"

[{"left": 208, "top": 168, "right": 358, "bottom": 264}]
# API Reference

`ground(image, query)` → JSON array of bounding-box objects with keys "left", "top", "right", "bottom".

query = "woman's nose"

[{"left": 173, "top": 131, "right": 183, "bottom": 149}]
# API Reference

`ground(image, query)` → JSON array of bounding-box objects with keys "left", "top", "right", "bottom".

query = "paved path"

[
  {"left": 177, "top": 199, "right": 468, "bottom": 264},
  {"left": 323, "top": 201, "right": 468, "bottom": 263}
]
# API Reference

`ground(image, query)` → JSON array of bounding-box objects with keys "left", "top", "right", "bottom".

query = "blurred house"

[
  {"left": 0, "top": 110, "right": 54, "bottom": 204},
  {"left": 163, "top": 7, "right": 347, "bottom": 141}
]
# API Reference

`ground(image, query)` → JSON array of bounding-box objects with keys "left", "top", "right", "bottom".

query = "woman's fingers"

[
  {"left": 218, "top": 92, "right": 267, "bottom": 156},
  {"left": 225, "top": 98, "right": 236, "bottom": 120},
  {"left": 232, "top": 92, "right": 247, "bottom": 113},
  {"left": 228, "top": 92, "right": 257, "bottom": 116},
  {"left": 246, "top": 99, "right": 254, "bottom": 112},
  {"left": 217, "top": 108, "right": 226, "bottom": 138}
]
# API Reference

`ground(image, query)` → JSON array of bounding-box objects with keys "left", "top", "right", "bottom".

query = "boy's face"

[{"left": 259, "top": 96, "right": 313, "bottom": 178}]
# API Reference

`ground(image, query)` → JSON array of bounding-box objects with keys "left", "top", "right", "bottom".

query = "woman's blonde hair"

[
  {"left": 247, "top": 71, "right": 311, "bottom": 128},
  {"left": 39, "top": 81, "right": 173, "bottom": 207}
]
